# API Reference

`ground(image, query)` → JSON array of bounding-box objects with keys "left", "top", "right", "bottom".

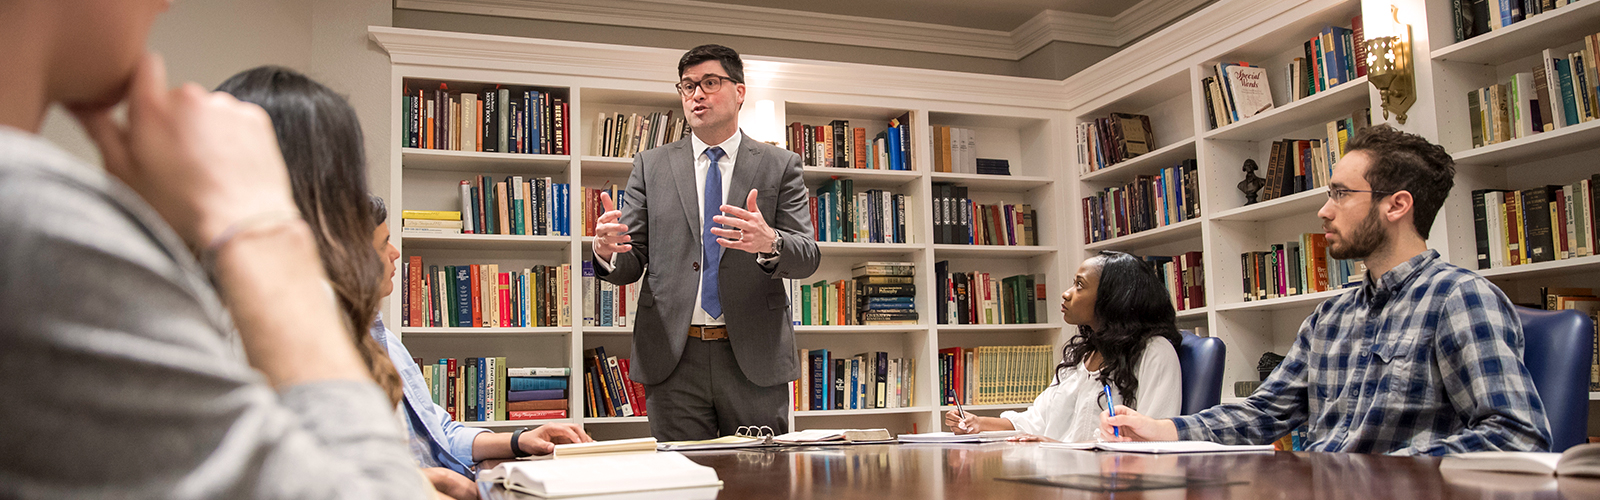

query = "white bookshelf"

[{"left": 373, "top": 27, "right": 1071, "bottom": 439}]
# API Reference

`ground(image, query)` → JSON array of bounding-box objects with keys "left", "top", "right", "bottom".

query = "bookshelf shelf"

[
  {"left": 1213, "top": 287, "right": 1350, "bottom": 313},
  {"left": 402, "top": 148, "right": 571, "bottom": 173},
  {"left": 584, "top": 416, "right": 649, "bottom": 424},
  {"left": 463, "top": 418, "right": 575, "bottom": 429},
  {"left": 938, "top": 404, "right": 1029, "bottom": 412},
  {"left": 814, "top": 241, "right": 923, "bottom": 258},
  {"left": 1084, "top": 218, "right": 1202, "bottom": 252},
  {"left": 1429, "top": 0, "right": 1600, "bottom": 64},
  {"left": 1447, "top": 119, "right": 1600, "bottom": 167},
  {"left": 1210, "top": 187, "right": 1329, "bottom": 222},
  {"left": 929, "top": 172, "right": 1054, "bottom": 192},
  {"left": 401, "top": 233, "right": 572, "bottom": 251},
  {"left": 399, "top": 327, "right": 571, "bottom": 335},
  {"left": 933, "top": 323, "right": 1059, "bottom": 332},
  {"left": 802, "top": 167, "right": 921, "bottom": 188},
  {"left": 1175, "top": 306, "right": 1210, "bottom": 321},
  {"left": 582, "top": 326, "right": 634, "bottom": 335},
  {"left": 1079, "top": 138, "right": 1198, "bottom": 184},
  {"left": 577, "top": 156, "right": 635, "bottom": 181},
  {"left": 1476, "top": 254, "right": 1600, "bottom": 281},
  {"left": 794, "top": 325, "right": 929, "bottom": 334},
  {"left": 932, "top": 244, "right": 1059, "bottom": 258},
  {"left": 1203, "top": 76, "right": 1369, "bottom": 142},
  {"left": 793, "top": 407, "right": 932, "bottom": 418}
]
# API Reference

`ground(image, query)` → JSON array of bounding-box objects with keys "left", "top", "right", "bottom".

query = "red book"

[
  {"left": 469, "top": 264, "right": 482, "bottom": 327},
  {"left": 408, "top": 256, "right": 424, "bottom": 327},
  {"left": 853, "top": 128, "right": 867, "bottom": 168},
  {"left": 1351, "top": 16, "right": 1367, "bottom": 78},
  {"left": 1184, "top": 251, "right": 1206, "bottom": 308},
  {"left": 509, "top": 410, "right": 567, "bottom": 420},
  {"left": 1554, "top": 188, "right": 1570, "bottom": 258},
  {"left": 618, "top": 358, "right": 647, "bottom": 416},
  {"left": 446, "top": 358, "right": 458, "bottom": 421},
  {"left": 938, "top": 347, "right": 963, "bottom": 404},
  {"left": 498, "top": 272, "right": 511, "bottom": 328},
  {"left": 507, "top": 399, "right": 567, "bottom": 411}
]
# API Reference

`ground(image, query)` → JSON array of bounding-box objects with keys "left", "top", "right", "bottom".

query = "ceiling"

[{"left": 693, "top": 0, "right": 1137, "bottom": 31}]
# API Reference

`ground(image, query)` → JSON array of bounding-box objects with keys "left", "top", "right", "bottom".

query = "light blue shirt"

[{"left": 371, "top": 315, "right": 488, "bottom": 477}]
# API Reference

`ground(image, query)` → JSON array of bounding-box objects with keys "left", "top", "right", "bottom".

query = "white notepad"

[
  {"left": 483, "top": 451, "right": 722, "bottom": 498},
  {"left": 1040, "top": 441, "right": 1275, "bottom": 454}
]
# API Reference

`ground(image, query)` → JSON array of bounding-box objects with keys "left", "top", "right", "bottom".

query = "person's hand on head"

[
  {"left": 593, "top": 191, "right": 631, "bottom": 261},
  {"left": 712, "top": 189, "right": 777, "bottom": 255},
  {"left": 1099, "top": 405, "right": 1178, "bottom": 442},
  {"left": 71, "top": 53, "right": 298, "bottom": 250}
]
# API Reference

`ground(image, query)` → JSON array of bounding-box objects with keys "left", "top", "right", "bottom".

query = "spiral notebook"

[{"left": 658, "top": 426, "right": 780, "bottom": 451}]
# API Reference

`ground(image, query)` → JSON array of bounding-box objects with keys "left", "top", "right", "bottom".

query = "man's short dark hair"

[
  {"left": 1344, "top": 124, "right": 1455, "bottom": 239},
  {"left": 678, "top": 44, "right": 744, "bottom": 84}
]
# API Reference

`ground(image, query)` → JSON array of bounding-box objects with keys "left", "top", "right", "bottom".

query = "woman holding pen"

[{"left": 944, "top": 251, "right": 1183, "bottom": 442}]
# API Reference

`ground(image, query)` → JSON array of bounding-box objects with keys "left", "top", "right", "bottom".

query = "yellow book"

[{"left": 402, "top": 210, "right": 461, "bottom": 221}]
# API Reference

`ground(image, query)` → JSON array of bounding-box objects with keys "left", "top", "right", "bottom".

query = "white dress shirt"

[{"left": 1000, "top": 336, "right": 1182, "bottom": 442}]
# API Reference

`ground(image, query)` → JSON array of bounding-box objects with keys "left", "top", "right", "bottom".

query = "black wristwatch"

[{"left": 510, "top": 427, "right": 534, "bottom": 458}]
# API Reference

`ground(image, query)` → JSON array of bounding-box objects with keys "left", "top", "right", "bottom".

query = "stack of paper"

[
  {"left": 483, "top": 451, "right": 721, "bottom": 497},
  {"left": 657, "top": 435, "right": 775, "bottom": 452},
  {"left": 550, "top": 437, "right": 657, "bottom": 459},
  {"left": 773, "top": 428, "right": 895, "bottom": 444}
]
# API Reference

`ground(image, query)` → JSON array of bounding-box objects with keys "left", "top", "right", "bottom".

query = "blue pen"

[{"left": 1104, "top": 384, "right": 1120, "bottom": 437}]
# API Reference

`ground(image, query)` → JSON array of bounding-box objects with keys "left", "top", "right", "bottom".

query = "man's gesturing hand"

[
  {"left": 593, "top": 191, "right": 631, "bottom": 262},
  {"left": 712, "top": 189, "right": 777, "bottom": 255}
]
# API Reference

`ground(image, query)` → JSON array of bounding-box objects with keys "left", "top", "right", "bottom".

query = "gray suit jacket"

[{"left": 595, "top": 133, "right": 818, "bottom": 387}]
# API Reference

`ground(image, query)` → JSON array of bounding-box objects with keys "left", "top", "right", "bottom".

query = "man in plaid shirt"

[{"left": 1102, "top": 126, "right": 1551, "bottom": 455}]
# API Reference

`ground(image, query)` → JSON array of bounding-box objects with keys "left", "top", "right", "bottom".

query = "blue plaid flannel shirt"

[{"left": 1173, "top": 250, "right": 1551, "bottom": 455}]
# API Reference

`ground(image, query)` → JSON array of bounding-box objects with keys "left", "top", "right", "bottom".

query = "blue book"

[
  {"left": 455, "top": 266, "right": 472, "bottom": 326},
  {"left": 885, "top": 127, "right": 902, "bottom": 171},
  {"left": 509, "top": 376, "right": 568, "bottom": 391},
  {"left": 476, "top": 358, "right": 487, "bottom": 421},
  {"left": 518, "top": 272, "right": 529, "bottom": 327},
  {"left": 809, "top": 349, "right": 829, "bottom": 410},
  {"left": 508, "top": 389, "right": 566, "bottom": 402},
  {"left": 862, "top": 303, "right": 916, "bottom": 311},
  {"left": 526, "top": 91, "right": 539, "bottom": 154},
  {"left": 848, "top": 358, "right": 859, "bottom": 410},
  {"left": 865, "top": 296, "right": 915, "bottom": 305},
  {"left": 1556, "top": 59, "right": 1579, "bottom": 126}
]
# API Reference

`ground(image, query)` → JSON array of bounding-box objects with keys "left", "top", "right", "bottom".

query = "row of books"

[
  {"left": 1286, "top": 17, "right": 1366, "bottom": 104},
  {"left": 798, "top": 349, "right": 915, "bottom": 411},
  {"left": 932, "top": 125, "right": 1005, "bottom": 174},
  {"left": 1145, "top": 252, "right": 1206, "bottom": 311},
  {"left": 787, "top": 115, "right": 914, "bottom": 170},
  {"left": 1081, "top": 161, "right": 1199, "bottom": 243},
  {"left": 1241, "top": 234, "right": 1364, "bottom": 302},
  {"left": 1451, "top": 0, "right": 1583, "bottom": 42},
  {"left": 1467, "top": 37, "right": 1600, "bottom": 148},
  {"left": 1075, "top": 113, "right": 1155, "bottom": 174},
  {"left": 579, "top": 185, "right": 624, "bottom": 237},
  {"left": 935, "top": 261, "right": 1048, "bottom": 326},
  {"left": 582, "top": 346, "right": 647, "bottom": 418},
  {"left": 1203, "top": 62, "right": 1275, "bottom": 129},
  {"left": 419, "top": 360, "right": 570, "bottom": 422},
  {"left": 401, "top": 84, "right": 569, "bottom": 155},
  {"left": 580, "top": 262, "right": 640, "bottom": 328},
  {"left": 810, "top": 178, "right": 909, "bottom": 243},
  {"left": 1471, "top": 176, "right": 1599, "bottom": 270},
  {"left": 591, "top": 111, "right": 689, "bottom": 158},
  {"left": 402, "top": 259, "right": 573, "bottom": 328},
  {"left": 931, "top": 183, "right": 1040, "bottom": 246},
  {"left": 414, "top": 177, "right": 573, "bottom": 237},
  {"left": 940, "top": 345, "right": 1053, "bottom": 406},
  {"left": 1532, "top": 288, "right": 1600, "bottom": 390},
  {"left": 788, "top": 262, "right": 919, "bottom": 326}
]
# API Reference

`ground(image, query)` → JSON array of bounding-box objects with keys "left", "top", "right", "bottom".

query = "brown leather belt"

[{"left": 688, "top": 325, "right": 728, "bottom": 340}]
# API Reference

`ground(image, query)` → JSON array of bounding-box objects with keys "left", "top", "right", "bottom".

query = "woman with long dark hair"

[{"left": 944, "top": 251, "right": 1182, "bottom": 442}]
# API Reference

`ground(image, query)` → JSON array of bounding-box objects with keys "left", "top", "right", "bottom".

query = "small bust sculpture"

[{"left": 1238, "top": 158, "right": 1265, "bottom": 205}]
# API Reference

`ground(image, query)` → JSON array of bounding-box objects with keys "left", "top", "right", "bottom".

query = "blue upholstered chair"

[
  {"left": 1516, "top": 306, "right": 1594, "bottom": 452},
  {"left": 1177, "top": 330, "right": 1226, "bottom": 415}
]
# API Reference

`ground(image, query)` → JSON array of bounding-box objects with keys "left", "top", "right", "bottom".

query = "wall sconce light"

[{"left": 1363, "top": 5, "right": 1415, "bottom": 124}]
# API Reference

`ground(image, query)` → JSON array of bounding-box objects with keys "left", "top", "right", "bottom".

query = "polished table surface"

[{"left": 666, "top": 443, "right": 1600, "bottom": 499}]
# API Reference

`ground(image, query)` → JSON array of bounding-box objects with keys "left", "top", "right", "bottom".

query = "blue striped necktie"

[{"left": 701, "top": 146, "right": 725, "bottom": 319}]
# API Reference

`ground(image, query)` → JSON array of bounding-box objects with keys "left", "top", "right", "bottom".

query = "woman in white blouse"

[{"left": 944, "top": 251, "right": 1183, "bottom": 442}]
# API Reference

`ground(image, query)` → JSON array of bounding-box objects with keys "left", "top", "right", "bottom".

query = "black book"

[
  {"left": 933, "top": 183, "right": 951, "bottom": 244},
  {"left": 935, "top": 260, "right": 950, "bottom": 325},
  {"left": 857, "top": 284, "right": 916, "bottom": 297},
  {"left": 1471, "top": 189, "right": 1501, "bottom": 269},
  {"left": 1521, "top": 186, "right": 1556, "bottom": 263},
  {"left": 832, "top": 358, "right": 847, "bottom": 410},
  {"left": 954, "top": 272, "right": 970, "bottom": 325},
  {"left": 955, "top": 186, "right": 971, "bottom": 244}
]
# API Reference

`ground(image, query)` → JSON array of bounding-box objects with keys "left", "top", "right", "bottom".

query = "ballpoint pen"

[
  {"left": 952, "top": 391, "right": 968, "bottom": 433},
  {"left": 1104, "top": 384, "right": 1120, "bottom": 438}
]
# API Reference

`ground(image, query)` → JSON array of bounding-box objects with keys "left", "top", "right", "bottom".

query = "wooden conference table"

[{"left": 670, "top": 443, "right": 1600, "bottom": 499}]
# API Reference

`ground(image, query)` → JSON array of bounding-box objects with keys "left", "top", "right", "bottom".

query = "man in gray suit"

[{"left": 592, "top": 44, "right": 819, "bottom": 440}]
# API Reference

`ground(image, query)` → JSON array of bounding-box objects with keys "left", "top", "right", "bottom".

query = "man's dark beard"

[{"left": 1329, "top": 204, "right": 1386, "bottom": 260}]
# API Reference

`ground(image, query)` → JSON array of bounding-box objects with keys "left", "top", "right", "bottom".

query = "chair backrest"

[
  {"left": 1177, "top": 330, "right": 1226, "bottom": 415},
  {"left": 1515, "top": 306, "right": 1595, "bottom": 452}
]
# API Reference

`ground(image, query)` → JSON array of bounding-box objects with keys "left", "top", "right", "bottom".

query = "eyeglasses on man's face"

[
  {"left": 675, "top": 75, "right": 737, "bottom": 97},
  {"left": 1326, "top": 186, "right": 1395, "bottom": 201}
]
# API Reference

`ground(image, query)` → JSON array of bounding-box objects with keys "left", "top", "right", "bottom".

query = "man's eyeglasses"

[
  {"left": 675, "top": 75, "right": 738, "bottom": 97},
  {"left": 1327, "top": 187, "right": 1395, "bottom": 201}
]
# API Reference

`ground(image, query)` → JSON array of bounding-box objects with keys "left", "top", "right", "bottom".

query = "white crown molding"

[
  {"left": 369, "top": 26, "right": 1071, "bottom": 110},
  {"left": 393, "top": 0, "right": 1209, "bottom": 60}
]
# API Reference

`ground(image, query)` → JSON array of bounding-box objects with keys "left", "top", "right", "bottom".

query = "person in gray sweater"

[{"left": 0, "top": 1, "right": 432, "bottom": 498}]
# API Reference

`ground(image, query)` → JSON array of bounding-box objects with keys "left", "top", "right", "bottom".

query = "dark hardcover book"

[
  {"left": 810, "top": 349, "right": 829, "bottom": 410},
  {"left": 1521, "top": 186, "right": 1556, "bottom": 263},
  {"left": 860, "top": 311, "right": 919, "bottom": 320},
  {"left": 857, "top": 284, "right": 916, "bottom": 296},
  {"left": 1472, "top": 189, "right": 1494, "bottom": 269},
  {"left": 506, "top": 389, "right": 566, "bottom": 402},
  {"left": 953, "top": 272, "right": 970, "bottom": 325},
  {"left": 935, "top": 260, "right": 950, "bottom": 325},
  {"left": 832, "top": 358, "right": 847, "bottom": 410},
  {"left": 955, "top": 186, "right": 972, "bottom": 244}
]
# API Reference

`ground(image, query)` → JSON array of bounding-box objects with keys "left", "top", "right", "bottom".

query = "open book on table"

[
  {"left": 1440, "top": 443, "right": 1600, "bottom": 477},
  {"left": 898, "top": 431, "right": 1020, "bottom": 443},
  {"left": 1041, "top": 441, "right": 1274, "bottom": 454},
  {"left": 546, "top": 437, "right": 657, "bottom": 459},
  {"left": 773, "top": 428, "right": 895, "bottom": 445},
  {"left": 481, "top": 451, "right": 721, "bottom": 498}
]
